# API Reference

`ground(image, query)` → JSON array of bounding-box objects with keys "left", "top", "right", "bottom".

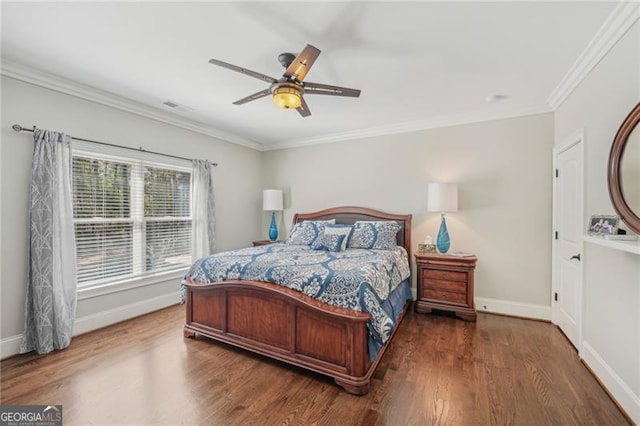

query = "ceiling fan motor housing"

[{"left": 278, "top": 52, "right": 296, "bottom": 69}]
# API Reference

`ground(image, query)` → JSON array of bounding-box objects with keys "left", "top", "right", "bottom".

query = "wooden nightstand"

[
  {"left": 414, "top": 252, "right": 477, "bottom": 321},
  {"left": 252, "top": 240, "right": 278, "bottom": 247}
]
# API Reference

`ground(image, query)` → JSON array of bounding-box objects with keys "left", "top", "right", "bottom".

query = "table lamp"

[
  {"left": 263, "top": 189, "right": 283, "bottom": 241},
  {"left": 427, "top": 183, "right": 458, "bottom": 254}
]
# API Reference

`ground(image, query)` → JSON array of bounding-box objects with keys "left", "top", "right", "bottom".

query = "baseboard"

[
  {"left": 73, "top": 292, "right": 179, "bottom": 335},
  {"left": 0, "top": 292, "right": 179, "bottom": 360},
  {"left": 581, "top": 341, "right": 640, "bottom": 424},
  {"left": 0, "top": 334, "right": 24, "bottom": 360},
  {"left": 475, "top": 297, "right": 551, "bottom": 321}
]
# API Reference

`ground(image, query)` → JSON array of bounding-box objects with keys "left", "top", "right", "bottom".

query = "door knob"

[{"left": 570, "top": 254, "right": 581, "bottom": 261}]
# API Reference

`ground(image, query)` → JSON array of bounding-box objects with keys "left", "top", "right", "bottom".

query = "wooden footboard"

[{"left": 184, "top": 279, "right": 401, "bottom": 395}]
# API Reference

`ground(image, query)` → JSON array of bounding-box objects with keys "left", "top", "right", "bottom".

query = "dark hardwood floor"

[{"left": 1, "top": 304, "right": 630, "bottom": 425}]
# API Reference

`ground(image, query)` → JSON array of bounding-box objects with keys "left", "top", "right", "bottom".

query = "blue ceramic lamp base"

[
  {"left": 436, "top": 214, "right": 451, "bottom": 254},
  {"left": 268, "top": 211, "right": 278, "bottom": 241}
]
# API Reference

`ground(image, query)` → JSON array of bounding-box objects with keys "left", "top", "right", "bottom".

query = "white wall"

[
  {"left": 0, "top": 76, "right": 263, "bottom": 357},
  {"left": 263, "top": 112, "right": 555, "bottom": 316},
  {"left": 554, "top": 22, "right": 640, "bottom": 423}
]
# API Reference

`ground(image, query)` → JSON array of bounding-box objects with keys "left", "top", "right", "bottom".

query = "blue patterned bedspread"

[{"left": 181, "top": 243, "right": 411, "bottom": 349}]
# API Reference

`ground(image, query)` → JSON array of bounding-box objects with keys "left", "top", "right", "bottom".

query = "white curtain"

[
  {"left": 20, "top": 128, "right": 78, "bottom": 354},
  {"left": 191, "top": 159, "right": 216, "bottom": 260}
]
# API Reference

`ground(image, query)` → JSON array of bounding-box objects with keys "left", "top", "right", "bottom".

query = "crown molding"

[
  {"left": 263, "top": 105, "right": 552, "bottom": 151},
  {"left": 1, "top": 60, "right": 264, "bottom": 151},
  {"left": 2, "top": 59, "right": 550, "bottom": 153},
  {"left": 547, "top": 1, "right": 640, "bottom": 110},
  {"left": 7, "top": 0, "right": 634, "bottom": 156}
]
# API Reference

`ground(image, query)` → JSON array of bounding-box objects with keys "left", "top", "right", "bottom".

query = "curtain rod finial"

[{"left": 12, "top": 124, "right": 22, "bottom": 132}]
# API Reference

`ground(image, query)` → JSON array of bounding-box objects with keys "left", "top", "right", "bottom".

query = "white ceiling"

[{"left": 1, "top": 1, "right": 620, "bottom": 150}]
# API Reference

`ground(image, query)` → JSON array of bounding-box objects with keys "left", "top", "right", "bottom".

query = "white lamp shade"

[
  {"left": 427, "top": 183, "right": 458, "bottom": 212},
  {"left": 263, "top": 189, "right": 283, "bottom": 211}
]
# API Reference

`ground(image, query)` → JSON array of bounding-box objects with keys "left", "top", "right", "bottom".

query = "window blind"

[
  {"left": 72, "top": 152, "right": 192, "bottom": 288},
  {"left": 143, "top": 165, "right": 192, "bottom": 272}
]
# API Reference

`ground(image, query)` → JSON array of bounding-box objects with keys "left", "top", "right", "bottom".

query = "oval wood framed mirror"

[{"left": 608, "top": 102, "right": 640, "bottom": 235}]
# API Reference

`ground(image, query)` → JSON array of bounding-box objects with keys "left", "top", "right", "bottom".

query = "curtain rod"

[{"left": 11, "top": 124, "right": 218, "bottom": 167}]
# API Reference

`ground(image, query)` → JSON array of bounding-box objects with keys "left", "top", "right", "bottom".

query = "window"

[{"left": 72, "top": 148, "right": 192, "bottom": 289}]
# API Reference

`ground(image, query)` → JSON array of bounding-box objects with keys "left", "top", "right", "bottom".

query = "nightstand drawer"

[
  {"left": 422, "top": 269, "right": 467, "bottom": 282},
  {"left": 422, "top": 278, "right": 466, "bottom": 293},
  {"left": 423, "top": 289, "right": 467, "bottom": 304}
]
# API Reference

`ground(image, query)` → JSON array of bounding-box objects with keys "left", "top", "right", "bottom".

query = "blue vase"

[
  {"left": 268, "top": 211, "right": 278, "bottom": 241},
  {"left": 436, "top": 214, "right": 450, "bottom": 254}
]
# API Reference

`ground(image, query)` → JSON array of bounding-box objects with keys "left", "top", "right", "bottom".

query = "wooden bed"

[{"left": 183, "top": 206, "right": 412, "bottom": 395}]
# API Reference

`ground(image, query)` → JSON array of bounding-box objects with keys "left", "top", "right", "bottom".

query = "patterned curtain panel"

[
  {"left": 20, "top": 129, "right": 78, "bottom": 354},
  {"left": 191, "top": 159, "right": 216, "bottom": 260}
]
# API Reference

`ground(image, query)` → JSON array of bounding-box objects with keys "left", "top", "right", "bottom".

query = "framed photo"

[
  {"left": 418, "top": 243, "right": 436, "bottom": 253},
  {"left": 587, "top": 215, "right": 619, "bottom": 235}
]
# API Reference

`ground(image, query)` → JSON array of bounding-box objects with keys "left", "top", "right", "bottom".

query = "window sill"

[
  {"left": 583, "top": 235, "right": 640, "bottom": 255},
  {"left": 77, "top": 268, "right": 189, "bottom": 300}
]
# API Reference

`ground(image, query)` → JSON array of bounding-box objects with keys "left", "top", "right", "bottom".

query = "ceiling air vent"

[{"left": 162, "top": 100, "right": 194, "bottom": 112}]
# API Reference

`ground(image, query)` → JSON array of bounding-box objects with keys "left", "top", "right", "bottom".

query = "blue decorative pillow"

[
  {"left": 315, "top": 234, "right": 347, "bottom": 252},
  {"left": 313, "top": 224, "right": 354, "bottom": 252},
  {"left": 347, "top": 221, "right": 401, "bottom": 250},
  {"left": 287, "top": 220, "right": 335, "bottom": 246}
]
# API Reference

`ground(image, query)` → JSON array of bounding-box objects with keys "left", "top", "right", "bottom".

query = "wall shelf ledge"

[{"left": 583, "top": 235, "right": 640, "bottom": 255}]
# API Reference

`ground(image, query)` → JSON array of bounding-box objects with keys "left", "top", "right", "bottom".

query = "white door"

[{"left": 553, "top": 136, "right": 583, "bottom": 350}]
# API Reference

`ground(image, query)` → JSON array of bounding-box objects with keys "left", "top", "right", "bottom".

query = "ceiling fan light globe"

[{"left": 272, "top": 87, "right": 302, "bottom": 109}]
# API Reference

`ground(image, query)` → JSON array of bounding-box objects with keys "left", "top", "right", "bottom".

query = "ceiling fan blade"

[
  {"left": 283, "top": 44, "right": 321, "bottom": 83},
  {"left": 232, "top": 88, "right": 272, "bottom": 105},
  {"left": 208, "top": 58, "right": 278, "bottom": 84},
  {"left": 304, "top": 82, "right": 361, "bottom": 97},
  {"left": 297, "top": 97, "right": 312, "bottom": 117}
]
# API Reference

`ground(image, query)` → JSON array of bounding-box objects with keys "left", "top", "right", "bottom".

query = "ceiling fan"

[{"left": 208, "top": 44, "right": 361, "bottom": 117}]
